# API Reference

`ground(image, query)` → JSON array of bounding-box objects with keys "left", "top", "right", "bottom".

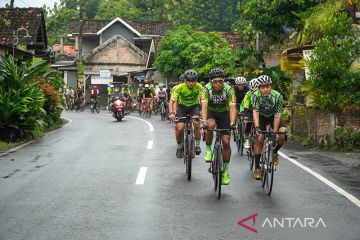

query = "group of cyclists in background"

[{"left": 62, "top": 68, "right": 287, "bottom": 190}]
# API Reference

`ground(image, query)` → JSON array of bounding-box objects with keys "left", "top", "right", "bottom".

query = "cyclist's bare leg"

[
  {"left": 277, "top": 127, "right": 287, "bottom": 146},
  {"left": 254, "top": 134, "right": 265, "bottom": 155},
  {"left": 175, "top": 122, "right": 185, "bottom": 144},
  {"left": 221, "top": 135, "right": 231, "bottom": 162},
  {"left": 205, "top": 119, "right": 216, "bottom": 146},
  {"left": 192, "top": 115, "right": 201, "bottom": 139}
]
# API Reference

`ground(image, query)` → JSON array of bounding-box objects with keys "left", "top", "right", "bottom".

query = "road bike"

[
  {"left": 258, "top": 130, "right": 287, "bottom": 196},
  {"left": 175, "top": 115, "right": 200, "bottom": 181},
  {"left": 204, "top": 127, "right": 232, "bottom": 199}
]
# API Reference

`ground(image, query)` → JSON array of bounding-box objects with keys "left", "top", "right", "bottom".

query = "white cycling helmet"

[
  {"left": 257, "top": 75, "right": 272, "bottom": 86},
  {"left": 145, "top": 84, "right": 149, "bottom": 88},
  {"left": 248, "top": 78, "right": 259, "bottom": 90},
  {"left": 235, "top": 76, "right": 247, "bottom": 85}
]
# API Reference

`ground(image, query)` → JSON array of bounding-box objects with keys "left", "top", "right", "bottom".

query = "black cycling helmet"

[
  {"left": 209, "top": 68, "right": 225, "bottom": 79},
  {"left": 183, "top": 69, "right": 198, "bottom": 81}
]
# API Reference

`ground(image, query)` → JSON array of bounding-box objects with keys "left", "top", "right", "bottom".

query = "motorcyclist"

[{"left": 110, "top": 87, "right": 126, "bottom": 114}]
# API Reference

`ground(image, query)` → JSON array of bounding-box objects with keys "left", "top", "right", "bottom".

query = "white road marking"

[
  {"left": 147, "top": 140, "right": 153, "bottom": 149},
  {"left": 135, "top": 167, "right": 148, "bottom": 185},
  {"left": 278, "top": 151, "right": 360, "bottom": 208},
  {"left": 127, "top": 116, "right": 154, "bottom": 132}
]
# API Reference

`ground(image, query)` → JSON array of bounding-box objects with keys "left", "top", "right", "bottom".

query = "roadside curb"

[{"left": 0, "top": 117, "right": 72, "bottom": 158}]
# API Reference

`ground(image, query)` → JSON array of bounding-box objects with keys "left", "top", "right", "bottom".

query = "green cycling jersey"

[
  {"left": 239, "top": 90, "right": 256, "bottom": 112},
  {"left": 202, "top": 82, "right": 236, "bottom": 112},
  {"left": 252, "top": 89, "right": 284, "bottom": 117},
  {"left": 171, "top": 82, "right": 202, "bottom": 107}
]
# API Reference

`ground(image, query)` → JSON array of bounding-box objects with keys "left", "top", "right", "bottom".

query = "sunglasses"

[
  {"left": 186, "top": 79, "right": 197, "bottom": 82},
  {"left": 213, "top": 80, "right": 224, "bottom": 85}
]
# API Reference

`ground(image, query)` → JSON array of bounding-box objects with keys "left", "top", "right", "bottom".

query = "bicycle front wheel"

[
  {"left": 247, "top": 148, "right": 254, "bottom": 170},
  {"left": 263, "top": 144, "right": 274, "bottom": 195},
  {"left": 217, "top": 147, "right": 223, "bottom": 199}
]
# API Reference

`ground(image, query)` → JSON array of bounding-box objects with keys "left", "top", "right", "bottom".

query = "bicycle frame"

[
  {"left": 258, "top": 130, "right": 287, "bottom": 196},
  {"left": 175, "top": 115, "right": 200, "bottom": 181},
  {"left": 206, "top": 128, "right": 231, "bottom": 199}
]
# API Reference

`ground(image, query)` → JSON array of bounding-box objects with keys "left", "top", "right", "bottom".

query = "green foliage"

[
  {"left": 94, "top": 0, "right": 140, "bottom": 20},
  {"left": 0, "top": 55, "right": 47, "bottom": 142},
  {"left": 237, "top": 0, "right": 322, "bottom": 42},
  {"left": 46, "top": 5, "right": 79, "bottom": 45},
  {"left": 262, "top": 66, "right": 292, "bottom": 101},
  {"left": 154, "top": 26, "right": 236, "bottom": 79},
  {"left": 307, "top": 13, "right": 360, "bottom": 110},
  {"left": 38, "top": 82, "right": 62, "bottom": 126},
  {"left": 333, "top": 125, "right": 360, "bottom": 151},
  {"left": 173, "top": 0, "right": 239, "bottom": 31}
]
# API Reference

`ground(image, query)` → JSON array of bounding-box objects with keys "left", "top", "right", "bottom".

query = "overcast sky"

[{"left": 1, "top": 0, "right": 60, "bottom": 8}]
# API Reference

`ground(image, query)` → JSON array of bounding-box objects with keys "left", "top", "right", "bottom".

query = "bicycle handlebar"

[
  {"left": 174, "top": 116, "right": 201, "bottom": 123},
  {"left": 257, "top": 130, "right": 287, "bottom": 135}
]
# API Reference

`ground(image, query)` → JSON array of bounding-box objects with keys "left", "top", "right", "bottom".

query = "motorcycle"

[{"left": 113, "top": 97, "right": 126, "bottom": 121}]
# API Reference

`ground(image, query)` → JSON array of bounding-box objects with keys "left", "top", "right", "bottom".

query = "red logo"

[{"left": 237, "top": 213, "right": 258, "bottom": 233}]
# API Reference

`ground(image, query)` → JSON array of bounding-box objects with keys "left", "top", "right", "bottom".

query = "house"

[
  {"left": 63, "top": 17, "right": 173, "bottom": 103},
  {"left": 0, "top": 8, "right": 48, "bottom": 61}
]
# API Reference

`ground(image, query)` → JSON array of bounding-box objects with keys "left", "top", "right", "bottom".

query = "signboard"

[
  {"left": 91, "top": 75, "right": 113, "bottom": 85},
  {"left": 303, "top": 50, "right": 313, "bottom": 81},
  {"left": 99, "top": 69, "right": 111, "bottom": 78}
]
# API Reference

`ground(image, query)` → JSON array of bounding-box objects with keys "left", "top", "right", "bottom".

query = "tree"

[
  {"left": 306, "top": 12, "right": 360, "bottom": 110},
  {"left": 94, "top": 0, "right": 140, "bottom": 20},
  {"left": 46, "top": 5, "right": 79, "bottom": 45},
  {"left": 154, "top": 25, "right": 236, "bottom": 79}
]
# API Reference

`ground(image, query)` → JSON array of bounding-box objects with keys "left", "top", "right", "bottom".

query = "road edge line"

[{"left": 278, "top": 151, "right": 360, "bottom": 208}]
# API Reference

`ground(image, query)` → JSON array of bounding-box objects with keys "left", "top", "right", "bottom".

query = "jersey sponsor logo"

[{"left": 210, "top": 95, "right": 226, "bottom": 105}]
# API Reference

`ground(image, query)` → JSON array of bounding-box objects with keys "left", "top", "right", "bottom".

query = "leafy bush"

[
  {"left": 38, "top": 82, "right": 61, "bottom": 126},
  {"left": 333, "top": 125, "right": 360, "bottom": 151},
  {"left": 0, "top": 55, "right": 48, "bottom": 142},
  {"left": 306, "top": 13, "right": 360, "bottom": 110}
]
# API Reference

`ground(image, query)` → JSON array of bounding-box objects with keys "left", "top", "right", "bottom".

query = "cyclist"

[
  {"left": 252, "top": 75, "right": 287, "bottom": 180},
  {"left": 169, "top": 70, "right": 202, "bottom": 158},
  {"left": 234, "top": 76, "right": 248, "bottom": 112},
  {"left": 107, "top": 83, "right": 114, "bottom": 109},
  {"left": 121, "top": 83, "right": 131, "bottom": 113},
  {"left": 239, "top": 78, "right": 259, "bottom": 148},
  {"left": 142, "top": 84, "right": 153, "bottom": 112},
  {"left": 201, "top": 68, "right": 236, "bottom": 185},
  {"left": 137, "top": 83, "right": 144, "bottom": 111},
  {"left": 157, "top": 83, "right": 168, "bottom": 109},
  {"left": 90, "top": 85, "right": 100, "bottom": 107},
  {"left": 75, "top": 86, "right": 84, "bottom": 108}
]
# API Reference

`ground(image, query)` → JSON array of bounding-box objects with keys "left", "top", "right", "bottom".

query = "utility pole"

[{"left": 78, "top": 0, "right": 85, "bottom": 101}]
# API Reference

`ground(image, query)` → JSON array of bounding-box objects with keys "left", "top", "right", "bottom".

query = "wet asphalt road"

[{"left": 0, "top": 110, "right": 359, "bottom": 240}]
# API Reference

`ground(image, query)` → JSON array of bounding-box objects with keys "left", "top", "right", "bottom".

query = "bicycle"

[
  {"left": 90, "top": 98, "right": 100, "bottom": 113},
  {"left": 257, "top": 130, "right": 287, "bottom": 196},
  {"left": 233, "top": 113, "right": 246, "bottom": 155},
  {"left": 159, "top": 99, "right": 167, "bottom": 121},
  {"left": 142, "top": 98, "right": 152, "bottom": 118},
  {"left": 175, "top": 115, "right": 200, "bottom": 181},
  {"left": 246, "top": 123, "right": 256, "bottom": 170},
  {"left": 204, "top": 127, "right": 232, "bottom": 199}
]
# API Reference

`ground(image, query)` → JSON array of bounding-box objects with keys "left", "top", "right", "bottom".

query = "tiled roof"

[
  {"left": 68, "top": 19, "right": 173, "bottom": 36},
  {"left": 0, "top": 8, "right": 47, "bottom": 47}
]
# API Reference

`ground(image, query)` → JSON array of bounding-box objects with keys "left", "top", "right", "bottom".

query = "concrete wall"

[
  {"left": 102, "top": 22, "right": 136, "bottom": 45},
  {"left": 292, "top": 106, "right": 360, "bottom": 147},
  {"left": 82, "top": 36, "right": 99, "bottom": 57}
]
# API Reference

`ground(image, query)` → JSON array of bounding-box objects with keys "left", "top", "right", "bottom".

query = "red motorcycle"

[{"left": 113, "top": 97, "right": 126, "bottom": 121}]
